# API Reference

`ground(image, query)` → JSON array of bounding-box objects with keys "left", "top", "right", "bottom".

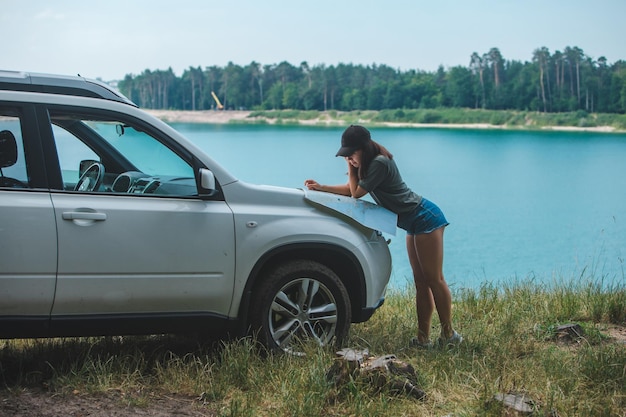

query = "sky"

[{"left": 2, "top": 0, "right": 625, "bottom": 82}]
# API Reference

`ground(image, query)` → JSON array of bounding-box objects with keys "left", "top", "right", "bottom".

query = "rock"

[
  {"left": 493, "top": 392, "right": 535, "bottom": 414},
  {"left": 554, "top": 323, "right": 584, "bottom": 343},
  {"left": 326, "top": 348, "right": 426, "bottom": 400}
]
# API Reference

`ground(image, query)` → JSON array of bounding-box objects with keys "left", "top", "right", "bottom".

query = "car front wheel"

[{"left": 250, "top": 259, "right": 351, "bottom": 354}]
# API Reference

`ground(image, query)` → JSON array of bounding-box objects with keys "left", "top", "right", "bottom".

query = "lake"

[{"left": 173, "top": 123, "right": 626, "bottom": 292}]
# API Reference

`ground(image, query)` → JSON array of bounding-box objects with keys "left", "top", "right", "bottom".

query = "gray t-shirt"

[{"left": 358, "top": 155, "right": 422, "bottom": 215}]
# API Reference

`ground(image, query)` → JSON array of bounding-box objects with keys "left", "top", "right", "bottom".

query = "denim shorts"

[{"left": 397, "top": 198, "right": 449, "bottom": 235}]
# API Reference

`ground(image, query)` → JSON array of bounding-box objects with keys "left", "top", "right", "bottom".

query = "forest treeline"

[{"left": 117, "top": 46, "right": 626, "bottom": 114}]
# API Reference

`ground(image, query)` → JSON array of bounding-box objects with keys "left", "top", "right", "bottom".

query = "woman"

[{"left": 304, "top": 125, "right": 462, "bottom": 348}]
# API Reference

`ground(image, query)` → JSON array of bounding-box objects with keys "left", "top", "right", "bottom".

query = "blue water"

[{"left": 174, "top": 123, "right": 626, "bottom": 292}]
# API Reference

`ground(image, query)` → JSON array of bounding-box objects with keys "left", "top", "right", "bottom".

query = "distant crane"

[{"left": 211, "top": 91, "right": 224, "bottom": 110}]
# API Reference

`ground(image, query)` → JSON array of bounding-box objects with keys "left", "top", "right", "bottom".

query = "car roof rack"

[{"left": 0, "top": 70, "right": 137, "bottom": 107}]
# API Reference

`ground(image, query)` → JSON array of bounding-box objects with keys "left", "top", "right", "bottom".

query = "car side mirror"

[
  {"left": 79, "top": 159, "right": 99, "bottom": 177},
  {"left": 198, "top": 168, "right": 217, "bottom": 198}
]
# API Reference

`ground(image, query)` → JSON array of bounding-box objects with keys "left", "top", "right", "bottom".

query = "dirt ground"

[
  {"left": 607, "top": 323, "right": 626, "bottom": 342},
  {"left": 1, "top": 325, "right": 624, "bottom": 417},
  {"left": 0, "top": 390, "right": 217, "bottom": 417}
]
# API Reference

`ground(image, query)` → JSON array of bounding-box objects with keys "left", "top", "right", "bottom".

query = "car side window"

[
  {"left": 0, "top": 109, "right": 29, "bottom": 188},
  {"left": 51, "top": 124, "right": 100, "bottom": 189},
  {"left": 49, "top": 110, "right": 198, "bottom": 196}
]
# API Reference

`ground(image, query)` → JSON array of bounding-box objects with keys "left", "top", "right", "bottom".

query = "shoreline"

[{"left": 146, "top": 109, "right": 622, "bottom": 133}]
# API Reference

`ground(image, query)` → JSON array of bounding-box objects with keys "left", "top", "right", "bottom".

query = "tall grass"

[{"left": 1, "top": 280, "right": 624, "bottom": 416}]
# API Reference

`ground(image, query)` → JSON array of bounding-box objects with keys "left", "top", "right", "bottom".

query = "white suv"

[{"left": 0, "top": 71, "right": 392, "bottom": 353}]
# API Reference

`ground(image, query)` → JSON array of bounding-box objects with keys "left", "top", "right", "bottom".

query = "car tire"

[{"left": 250, "top": 259, "right": 351, "bottom": 354}]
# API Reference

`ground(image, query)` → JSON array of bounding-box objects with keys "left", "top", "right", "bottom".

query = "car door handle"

[{"left": 62, "top": 211, "right": 107, "bottom": 221}]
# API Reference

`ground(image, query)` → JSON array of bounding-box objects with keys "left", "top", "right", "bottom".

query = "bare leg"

[
  {"left": 406, "top": 227, "right": 454, "bottom": 340},
  {"left": 406, "top": 235, "right": 434, "bottom": 342}
]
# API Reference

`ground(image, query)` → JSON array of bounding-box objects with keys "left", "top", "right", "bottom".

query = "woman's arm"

[
  {"left": 347, "top": 164, "right": 368, "bottom": 199},
  {"left": 304, "top": 179, "right": 351, "bottom": 196},
  {"left": 305, "top": 163, "right": 369, "bottom": 198}
]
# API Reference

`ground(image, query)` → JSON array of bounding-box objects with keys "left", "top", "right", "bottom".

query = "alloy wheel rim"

[{"left": 268, "top": 277, "right": 338, "bottom": 352}]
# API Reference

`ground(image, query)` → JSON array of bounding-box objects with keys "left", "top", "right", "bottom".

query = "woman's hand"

[
  {"left": 347, "top": 162, "right": 358, "bottom": 177},
  {"left": 304, "top": 180, "right": 352, "bottom": 196},
  {"left": 304, "top": 179, "right": 321, "bottom": 190}
]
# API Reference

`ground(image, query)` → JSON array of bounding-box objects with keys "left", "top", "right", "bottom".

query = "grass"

[
  {"left": 1, "top": 279, "right": 624, "bottom": 416},
  {"left": 245, "top": 108, "right": 626, "bottom": 131}
]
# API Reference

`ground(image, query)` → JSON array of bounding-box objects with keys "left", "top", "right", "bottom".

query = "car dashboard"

[{"left": 110, "top": 171, "right": 196, "bottom": 196}]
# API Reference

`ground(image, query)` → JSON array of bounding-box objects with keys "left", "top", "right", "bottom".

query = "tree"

[
  {"left": 203, "top": 66, "right": 223, "bottom": 110},
  {"left": 182, "top": 66, "right": 203, "bottom": 110},
  {"left": 222, "top": 62, "right": 245, "bottom": 109},
  {"left": 488, "top": 48, "right": 503, "bottom": 89},
  {"left": 550, "top": 50, "right": 567, "bottom": 111},
  {"left": 533, "top": 47, "right": 550, "bottom": 112},
  {"left": 564, "top": 46, "right": 585, "bottom": 107},
  {"left": 487, "top": 48, "right": 504, "bottom": 108},
  {"left": 445, "top": 66, "right": 474, "bottom": 108},
  {"left": 282, "top": 82, "right": 300, "bottom": 109},
  {"left": 470, "top": 52, "right": 486, "bottom": 108},
  {"left": 595, "top": 56, "right": 611, "bottom": 112},
  {"left": 244, "top": 61, "right": 263, "bottom": 108},
  {"left": 118, "top": 46, "right": 625, "bottom": 115}
]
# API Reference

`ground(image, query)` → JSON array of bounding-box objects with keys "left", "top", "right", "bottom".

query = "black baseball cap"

[{"left": 335, "top": 125, "right": 371, "bottom": 157}]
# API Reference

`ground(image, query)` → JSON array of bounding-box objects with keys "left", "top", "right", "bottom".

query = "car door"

[
  {"left": 0, "top": 106, "right": 57, "bottom": 335},
  {"left": 45, "top": 107, "right": 236, "bottom": 320}
]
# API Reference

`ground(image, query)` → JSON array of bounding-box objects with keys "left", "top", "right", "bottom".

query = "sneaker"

[
  {"left": 438, "top": 330, "right": 463, "bottom": 348},
  {"left": 409, "top": 337, "right": 434, "bottom": 349}
]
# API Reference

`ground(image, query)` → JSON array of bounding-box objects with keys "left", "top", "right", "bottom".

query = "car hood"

[
  {"left": 303, "top": 189, "right": 397, "bottom": 235},
  {"left": 222, "top": 181, "right": 397, "bottom": 236}
]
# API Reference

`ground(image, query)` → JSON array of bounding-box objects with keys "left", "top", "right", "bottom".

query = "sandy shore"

[
  {"left": 147, "top": 110, "right": 253, "bottom": 124},
  {"left": 146, "top": 110, "right": 621, "bottom": 133}
]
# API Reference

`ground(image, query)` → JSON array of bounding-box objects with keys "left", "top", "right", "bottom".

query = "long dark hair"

[{"left": 359, "top": 139, "right": 393, "bottom": 180}]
